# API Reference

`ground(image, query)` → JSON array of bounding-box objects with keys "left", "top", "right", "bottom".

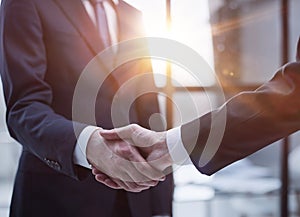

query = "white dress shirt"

[
  {"left": 73, "top": 0, "right": 189, "bottom": 171},
  {"left": 82, "top": 0, "right": 119, "bottom": 45}
]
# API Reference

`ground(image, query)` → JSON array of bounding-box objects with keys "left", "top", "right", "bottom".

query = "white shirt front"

[{"left": 82, "top": 0, "right": 119, "bottom": 46}]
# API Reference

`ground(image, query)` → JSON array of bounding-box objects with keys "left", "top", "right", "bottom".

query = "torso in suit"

[{"left": 0, "top": 0, "right": 173, "bottom": 216}]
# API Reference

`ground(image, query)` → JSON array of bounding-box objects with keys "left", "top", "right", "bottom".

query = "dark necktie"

[{"left": 90, "top": 0, "right": 111, "bottom": 48}]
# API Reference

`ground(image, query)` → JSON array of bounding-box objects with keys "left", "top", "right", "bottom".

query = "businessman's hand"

[
  {"left": 101, "top": 124, "right": 173, "bottom": 170},
  {"left": 86, "top": 129, "right": 165, "bottom": 192},
  {"left": 92, "top": 124, "right": 173, "bottom": 189}
]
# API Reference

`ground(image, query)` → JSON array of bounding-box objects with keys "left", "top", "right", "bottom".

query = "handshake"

[
  {"left": 86, "top": 124, "right": 175, "bottom": 192},
  {"left": 83, "top": 61, "right": 300, "bottom": 193}
]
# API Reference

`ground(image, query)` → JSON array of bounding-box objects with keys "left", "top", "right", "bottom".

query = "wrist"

[
  {"left": 147, "top": 131, "right": 173, "bottom": 170},
  {"left": 86, "top": 129, "right": 102, "bottom": 166},
  {"left": 74, "top": 126, "right": 100, "bottom": 169},
  {"left": 156, "top": 131, "right": 173, "bottom": 165},
  {"left": 166, "top": 126, "right": 191, "bottom": 165}
]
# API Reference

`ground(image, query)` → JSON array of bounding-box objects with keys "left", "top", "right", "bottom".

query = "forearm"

[
  {"left": 7, "top": 102, "right": 87, "bottom": 177},
  {"left": 74, "top": 126, "right": 100, "bottom": 169},
  {"left": 1, "top": 0, "right": 87, "bottom": 178},
  {"left": 182, "top": 62, "right": 300, "bottom": 175}
]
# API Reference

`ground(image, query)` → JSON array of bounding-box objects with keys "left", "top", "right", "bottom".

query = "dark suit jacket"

[
  {"left": 0, "top": 0, "right": 173, "bottom": 216},
  {"left": 182, "top": 38, "right": 300, "bottom": 175}
]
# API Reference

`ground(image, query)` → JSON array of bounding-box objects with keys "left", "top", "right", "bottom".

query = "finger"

[
  {"left": 132, "top": 160, "right": 166, "bottom": 182},
  {"left": 135, "top": 180, "right": 159, "bottom": 187},
  {"left": 131, "top": 128, "right": 155, "bottom": 148},
  {"left": 93, "top": 168, "right": 149, "bottom": 192},
  {"left": 94, "top": 173, "right": 122, "bottom": 190},
  {"left": 112, "top": 178, "right": 150, "bottom": 193},
  {"left": 92, "top": 167, "right": 102, "bottom": 175},
  {"left": 99, "top": 129, "right": 122, "bottom": 140},
  {"left": 92, "top": 162, "right": 134, "bottom": 184},
  {"left": 116, "top": 164, "right": 160, "bottom": 187},
  {"left": 105, "top": 139, "right": 165, "bottom": 183},
  {"left": 120, "top": 146, "right": 166, "bottom": 182},
  {"left": 100, "top": 124, "right": 139, "bottom": 141},
  {"left": 132, "top": 129, "right": 167, "bottom": 149}
]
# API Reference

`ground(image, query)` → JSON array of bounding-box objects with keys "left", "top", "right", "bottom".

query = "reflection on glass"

[
  {"left": 170, "top": 0, "right": 215, "bottom": 87},
  {"left": 210, "top": 0, "right": 243, "bottom": 84},
  {"left": 210, "top": 0, "right": 281, "bottom": 85}
]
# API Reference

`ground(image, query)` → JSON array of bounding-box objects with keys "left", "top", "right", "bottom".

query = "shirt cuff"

[
  {"left": 166, "top": 126, "right": 191, "bottom": 165},
  {"left": 73, "top": 126, "right": 100, "bottom": 169}
]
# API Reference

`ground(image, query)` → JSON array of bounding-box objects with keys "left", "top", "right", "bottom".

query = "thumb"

[
  {"left": 99, "top": 124, "right": 139, "bottom": 141},
  {"left": 131, "top": 128, "right": 157, "bottom": 148},
  {"left": 99, "top": 129, "right": 121, "bottom": 140}
]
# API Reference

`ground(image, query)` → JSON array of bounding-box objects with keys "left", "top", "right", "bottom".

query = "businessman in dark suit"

[
  {"left": 0, "top": 0, "right": 173, "bottom": 216},
  {"left": 93, "top": 38, "right": 300, "bottom": 189}
]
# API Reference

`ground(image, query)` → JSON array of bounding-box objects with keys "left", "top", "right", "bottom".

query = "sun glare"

[{"left": 124, "top": 0, "right": 216, "bottom": 87}]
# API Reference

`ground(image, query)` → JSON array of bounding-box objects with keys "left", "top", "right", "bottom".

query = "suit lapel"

[
  {"left": 53, "top": 0, "right": 142, "bottom": 54},
  {"left": 53, "top": 0, "right": 105, "bottom": 55},
  {"left": 115, "top": 1, "right": 144, "bottom": 42},
  {"left": 114, "top": 1, "right": 146, "bottom": 68}
]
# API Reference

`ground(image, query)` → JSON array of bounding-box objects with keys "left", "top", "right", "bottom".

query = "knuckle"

[
  {"left": 135, "top": 162, "right": 147, "bottom": 172},
  {"left": 148, "top": 180, "right": 158, "bottom": 186},
  {"left": 118, "top": 145, "right": 133, "bottom": 156},
  {"left": 283, "top": 62, "right": 300, "bottom": 77},
  {"left": 131, "top": 123, "right": 139, "bottom": 129}
]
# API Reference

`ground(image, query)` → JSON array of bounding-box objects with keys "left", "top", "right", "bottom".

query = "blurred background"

[{"left": 1, "top": 0, "right": 300, "bottom": 216}]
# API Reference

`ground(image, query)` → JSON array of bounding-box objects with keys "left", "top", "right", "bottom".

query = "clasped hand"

[{"left": 86, "top": 124, "right": 173, "bottom": 192}]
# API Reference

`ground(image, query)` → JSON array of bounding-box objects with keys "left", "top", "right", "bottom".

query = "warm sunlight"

[{"left": 124, "top": 0, "right": 216, "bottom": 87}]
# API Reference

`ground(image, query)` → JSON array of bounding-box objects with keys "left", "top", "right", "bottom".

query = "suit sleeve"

[
  {"left": 181, "top": 61, "right": 300, "bottom": 175},
  {"left": 0, "top": 0, "right": 86, "bottom": 179}
]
